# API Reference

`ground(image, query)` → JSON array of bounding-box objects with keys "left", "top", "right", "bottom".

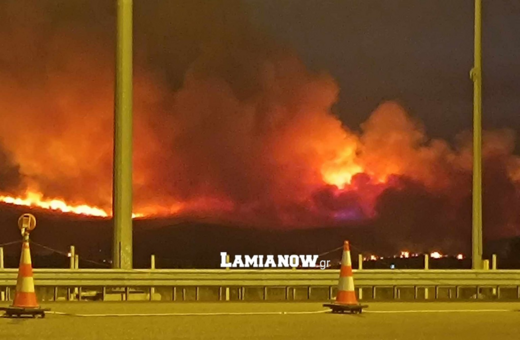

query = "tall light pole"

[
  {"left": 471, "top": 0, "right": 483, "bottom": 270},
  {"left": 113, "top": 0, "right": 133, "bottom": 269}
]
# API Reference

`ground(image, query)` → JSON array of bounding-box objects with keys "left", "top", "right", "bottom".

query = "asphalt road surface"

[{"left": 1, "top": 302, "right": 519, "bottom": 340}]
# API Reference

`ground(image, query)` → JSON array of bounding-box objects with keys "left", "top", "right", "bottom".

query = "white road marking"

[
  {"left": 366, "top": 309, "right": 512, "bottom": 314},
  {"left": 43, "top": 308, "right": 516, "bottom": 317},
  {"left": 46, "top": 310, "right": 330, "bottom": 317}
]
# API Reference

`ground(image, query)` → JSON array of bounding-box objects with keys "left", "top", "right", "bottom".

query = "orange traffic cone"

[
  {"left": 336, "top": 240, "right": 358, "bottom": 305},
  {"left": 12, "top": 240, "right": 39, "bottom": 308},
  {"left": 0, "top": 213, "right": 49, "bottom": 318},
  {"left": 323, "top": 241, "right": 367, "bottom": 314}
]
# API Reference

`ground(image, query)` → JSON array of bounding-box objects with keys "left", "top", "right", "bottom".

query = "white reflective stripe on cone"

[
  {"left": 20, "top": 277, "right": 35, "bottom": 293},
  {"left": 338, "top": 276, "right": 355, "bottom": 292},
  {"left": 346, "top": 276, "right": 355, "bottom": 291},
  {"left": 22, "top": 246, "right": 32, "bottom": 265},
  {"left": 342, "top": 252, "right": 352, "bottom": 267}
]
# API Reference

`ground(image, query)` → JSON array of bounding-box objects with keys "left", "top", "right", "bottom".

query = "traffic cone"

[
  {"left": 0, "top": 213, "right": 49, "bottom": 318},
  {"left": 12, "top": 240, "right": 39, "bottom": 308},
  {"left": 335, "top": 240, "right": 358, "bottom": 305},
  {"left": 323, "top": 240, "right": 367, "bottom": 314}
]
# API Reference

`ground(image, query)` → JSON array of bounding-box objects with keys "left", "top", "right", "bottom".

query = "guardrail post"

[
  {"left": 69, "top": 245, "right": 75, "bottom": 269},
  {"left": 150, "top": 254, "right": 155, "bottom": 269},
  {"left": 483, "top": 259, "right": 489, "bottom": 270},
  {"left": 150, "top": 255, "right": 156, "bottom": 301},
  {"left": 73, "top": 253, "right": 79, "bottom": 299},
  {"left": 491, "top": 255, "right": 498, "bottom": 297},
  {"left": 225, "top": 255, "right": 230, "bottom": 300},
  {"left": 357, "top": 255, "right": 363, "bottom": 300},
  {"left": 0, "top": 247, "right": 4, "bottom": 269},
  {"left": 424, "top": 254, "right": 430, "bottom": 300}
]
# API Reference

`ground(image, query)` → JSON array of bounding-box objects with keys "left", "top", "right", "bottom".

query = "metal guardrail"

[
  {"left": 1, "top": 269, "right": 520, "bottom": 287},
  {"left": 2, "top": 269, "right": 520, "bottom": 302}
]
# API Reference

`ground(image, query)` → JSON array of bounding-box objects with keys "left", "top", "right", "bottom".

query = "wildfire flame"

[
  {"left": 320, "top": 145, "right": 364, "bottom": 189},
  {"left": 0, "top": 192, "right": 143, "bottom": 219}
]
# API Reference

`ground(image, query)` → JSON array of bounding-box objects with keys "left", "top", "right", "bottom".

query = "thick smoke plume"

[{"left": 0, "top": 1, "right": 519, "bottom": 250}]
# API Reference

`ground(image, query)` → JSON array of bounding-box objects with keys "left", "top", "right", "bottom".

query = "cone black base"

[
  {"left": 0, "top": 306, "right": 50, "bottom": 318},
  {"left": 323, "top": 303, "right": 368, "bottom": 314}
]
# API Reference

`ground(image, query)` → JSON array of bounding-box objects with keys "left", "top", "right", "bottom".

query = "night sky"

[{"left": 246, "top": 0, "right": 520, "bottom": 145}]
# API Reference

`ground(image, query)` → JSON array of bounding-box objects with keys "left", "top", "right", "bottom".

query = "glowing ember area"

[
  {"left": 363, "top": 252, "right": 466, "bottom": 261},
  {"left": 0, "top": 192, "right": 143, "bottom": 219},
  {"left": 320, "top": 146, "right": 364, "bottom": 189},
  {"left": 321, "top": 167, "right": 361, "bottom": 189}
]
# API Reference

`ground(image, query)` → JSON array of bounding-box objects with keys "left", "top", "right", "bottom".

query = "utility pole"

[
  {"left": 471, "top": 0, "right": 483, "bottom": 270},
  {"left": 113, "top": 0, "right": 133, "bottom": 269}
]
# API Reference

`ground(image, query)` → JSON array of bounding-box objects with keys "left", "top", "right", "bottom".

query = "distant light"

[
  {"left": 370, "top": 255, "right": 377, "bottom": 261},
  {"left": 67, "top": 252, "right": 72, "bottom": 258},
  {"left": 400, "top": 251, "right": 410, "bottom": 259},
  {"left": 430, "top": 252, "right": 442, "bottom": 259},
  {"left": 457, "top": 254, "right": 464, "bottom": 260},
  {"left": 390, "top": 264, "right": 395, "bottom": 269}
]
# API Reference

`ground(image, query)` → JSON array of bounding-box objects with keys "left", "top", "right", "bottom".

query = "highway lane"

[{"left": 1, "top": 302, "right": 519, "bottom": 340}]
